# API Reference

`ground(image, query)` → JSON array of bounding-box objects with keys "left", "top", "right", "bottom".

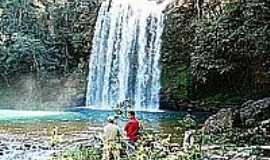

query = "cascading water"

[{"left": 86, "top": 0, "right": 168, "bottom": 111}]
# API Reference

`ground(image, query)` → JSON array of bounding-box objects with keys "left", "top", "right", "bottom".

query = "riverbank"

[
  {"left": 0, "top": 122, "right": 265, "bottom": 160},
  {"left": 0, "top": 110, "right": 186, "bottom": 160},
  {"left": 53, "top": 97, "right": 270, "bottom": 159},
  {"left": 0, "top": 97, "right": 269, "bottom": 159},
  {"left": 0, "top": 97, "right": 268, "bottom": 159},
  {"left": 0, "top": 122, "right": 102, "bottom": 160}
]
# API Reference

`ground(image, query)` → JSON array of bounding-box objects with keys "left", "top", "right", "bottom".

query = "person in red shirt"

[{"left": 124, "top": 111, "right": 140, "bottom": 142}]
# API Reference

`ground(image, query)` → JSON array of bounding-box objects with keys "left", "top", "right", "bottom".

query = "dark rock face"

[
  {"left": 159, "top": 0, "right": 229, "bottom": 110},
  {"left": 238, "top": 98, "right": 270, "bottom": 127},
  {"left": 160, "top": 0, "right": 197, "bottom": 111},
  {"left": 160, "top": 94, "right": 204, "bottom": 112},
  {"left": 203, "top": 98, "right": 270, "bottom": 133},
  {"left": 159, "top": 90, "right": 191, "bottom": 111}
]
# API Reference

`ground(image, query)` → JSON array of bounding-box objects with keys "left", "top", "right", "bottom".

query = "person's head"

[
  {"left": 127, "top": 111, "right": 135, "bottom": 119},
  {"left": 107, "top": 116, "right": 114, "bottom": 124}
]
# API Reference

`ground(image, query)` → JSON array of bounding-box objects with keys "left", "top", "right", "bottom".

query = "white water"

[{"left": 86, "top": 0, "right": 168, "bottom": 111}]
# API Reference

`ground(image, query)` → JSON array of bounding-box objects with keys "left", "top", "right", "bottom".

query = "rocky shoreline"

[
  {"left": 0, "top": 98, "right": 269, "bottom": 159},
  {"left": 0, "top": 133, "right": 54, "bottom": 160},
  {"left": 0, "top": 122, "right": 103, "bottom": 160},
  {"left": 203, "top": 97, "right": 270, "bottom": 133},
  {"left": 199, "top": 97, "right": 270, "bottom": 159}
]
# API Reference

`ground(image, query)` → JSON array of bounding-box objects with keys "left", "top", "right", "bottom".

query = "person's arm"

[{"left": 123, "top": 121, "right": 130, "bottom": 137}]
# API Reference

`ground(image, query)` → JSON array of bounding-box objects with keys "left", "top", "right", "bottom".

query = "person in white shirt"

[{"left": 103, "top": 116, "right": 121, "bottom": 160}]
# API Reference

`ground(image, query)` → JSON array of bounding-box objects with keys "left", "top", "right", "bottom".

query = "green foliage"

[
  {"left": 198, "top": 92, "right": 243, "bottom": 105},
  {"left": 191, "top": 0, "right": 270, "bottom": 94},
  {"left": 68, "top": 129, "right": 199, "bottom": 160},
  {"left": 0, "top": 0, "right": 269, "bottom": 104},
  {"left": 180, "top": 145, "right": 201, "bottom": 160},
  {"left": 162, "top": 0, "right": 270, "bottom": 102},
  {"left": 0, "top": 0, "right": 99, "bottom": 82},
  {"left": 178, "top": 114, "right": 198, "bottom": 130},
  {"left": 161, "top": 2, "right": 197, "bottom": 101},
  {"left": 161, "top": 65, "right": 188, "bottom": 98},
  {"left": 51, "top": 147, "right": 102, "bottom": 160}
]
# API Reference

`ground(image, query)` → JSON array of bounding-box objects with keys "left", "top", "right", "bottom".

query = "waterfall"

[{"left": 86, "top": 0, "right": 167, "bottom": 111}]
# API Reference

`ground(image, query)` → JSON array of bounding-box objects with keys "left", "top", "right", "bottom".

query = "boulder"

[
  {"left": 238, "top": 97, "right": 270, "bottom": 127},
  {"left": 203, "top": 97, "right": 270, "bottom": 134},
  {"left": 203, "top": 108, "right": 233, "bottom": 134}
]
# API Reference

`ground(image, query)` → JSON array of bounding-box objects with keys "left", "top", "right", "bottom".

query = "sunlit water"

[
  {"left": 0, "top": 108, "right": 185, "bottom": 124},
  {"left": 0, "top": 108, "right": 209, "bottom": 135},
  {"left": 86, "top": 0, "right": 170, "bottom": 111}
]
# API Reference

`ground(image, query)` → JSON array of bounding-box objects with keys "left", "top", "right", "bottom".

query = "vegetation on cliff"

[
  {"left": 0, "top": 0, "right": 99, "bottom": 83},
  {"left": 161, "top": 0, "right": 270, "bottom": 108},
  {"left": 0, "top": 0, "right": 269, "bottom": 108}
]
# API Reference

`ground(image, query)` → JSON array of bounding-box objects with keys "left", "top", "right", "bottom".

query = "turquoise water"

[
  {"left": 0, "top": 108, "right": 184, "bottom": 123},
  {"left": 0, "top": 109, "right": 83, "bottom": 122},
  {"left": 0, "top": 108, "right": 209, "bottom": 160},
  {"left": 0, "top": 108, "right": 209, "bottom": 124}
]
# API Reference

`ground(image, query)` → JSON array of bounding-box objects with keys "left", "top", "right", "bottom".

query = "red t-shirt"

[{"left": 124, "top": 117, "right": 139, "bottom": 142}]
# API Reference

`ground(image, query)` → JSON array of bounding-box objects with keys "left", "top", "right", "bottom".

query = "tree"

[{"left": 191, "top": 0, "right": 270, "bottom": 98}]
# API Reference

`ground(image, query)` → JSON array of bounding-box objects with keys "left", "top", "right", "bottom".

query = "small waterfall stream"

[{"left": 86, "top": 0, "right": 168, "bottom": 111}]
